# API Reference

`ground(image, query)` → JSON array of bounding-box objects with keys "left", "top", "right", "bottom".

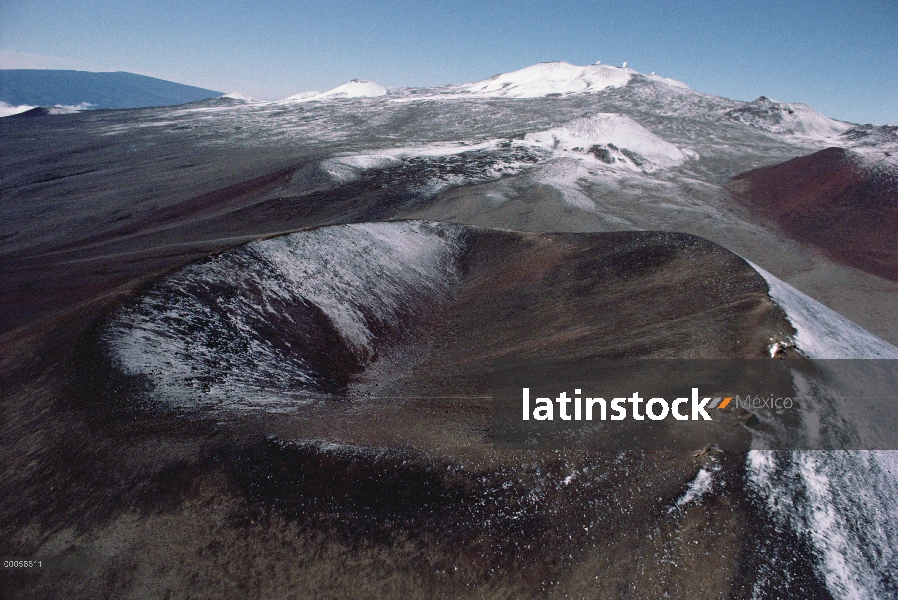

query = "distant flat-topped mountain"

[{"left": 0, "top": 69, "right": 222, "bottom": 109}]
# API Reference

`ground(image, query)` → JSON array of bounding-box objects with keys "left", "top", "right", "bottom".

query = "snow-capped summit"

[
  {"left": 282, "top": 80, "right": 387, "bottom": 103},
  {"left": 726, "top": 96, "right": 851, "bottom": 141},
  {"left": 455, "top": 61, "right": 689, "bottom": 98},
  {"left": 459, "top": 61, "right": 630, "bottom": 98},
  {"left": 525, "top": 112, "right": 687, "bottom": 168}
]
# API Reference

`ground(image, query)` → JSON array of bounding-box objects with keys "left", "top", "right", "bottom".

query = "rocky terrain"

[{"left": 2, "top": 61, "right": 897, "bottom": 598}]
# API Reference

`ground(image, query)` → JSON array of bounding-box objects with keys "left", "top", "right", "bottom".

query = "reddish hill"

[{"left": 730, "top": 147, "right": 898, "bottom": 282}]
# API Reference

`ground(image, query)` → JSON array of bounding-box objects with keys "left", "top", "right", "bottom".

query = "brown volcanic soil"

[
  {"left": 729, "top": 147, "right": 898, "bottom": 283},
  {"left": 303, "top": 228, "right": 790, "bottom": 454},
  {"left": 0, "top": 217, "right": 830, "bottom": 599}
]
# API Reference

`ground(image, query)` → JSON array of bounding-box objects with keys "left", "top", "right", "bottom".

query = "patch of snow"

[
  {"left": 263, "top": 222, "right": 463, "bottom": 353},
  {"left": 524, "top": 113, "right": 687, "bottom": 169},
  {"left": 0, "top": 101, "right": 36, "bottom": 117},
  {"left": 221, "top": 92, "right": 265, "bottom": 103},
  {"left": 669, "top": 463, "right": 718, "bottom": 513},
  {"left": 530, "top": 158, "right": 597, "bottom": 211},
  {"left": 46, "top": 105, "right": 83, "bottom": 114},
  {"left": 747, "top": 450, "right": 898, "bottom": 599},
  {"left": 377, "top": 139, "right": 501, "bottom": 159},
  {"left": 321, "top": 154, "right": 403, "bottom": 183},
  {"left": 0, "top": 102, "right": 90, "bottom": 117},
  {"left": 322, "top": 79, "right": 387, "bottom": 99},
  {"left": 748, "top": 261, "right": 898, "bottom": 359}
]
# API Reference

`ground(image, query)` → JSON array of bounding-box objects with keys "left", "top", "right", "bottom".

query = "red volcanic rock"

[{"left": 730, "top": 147, "right": 898, "bottom": 282}]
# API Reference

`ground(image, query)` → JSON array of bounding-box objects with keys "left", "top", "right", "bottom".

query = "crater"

[
  {"left": 102, "top": 220, "right": 788, "bottom": 450},
  {"left": 88, "top": 221, "right": 799, "bottom": 594}
]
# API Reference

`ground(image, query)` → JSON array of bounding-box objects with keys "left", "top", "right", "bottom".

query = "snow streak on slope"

[
  {"left": 104, "top": 222, "right": 466, "bottom": 411},
  {"left": 750, "top": 262, "right": 898, "bottom": 359},
  {"left": 747, "top": 448, "right": 898, "bottom": 599},
  {"left": 457, "top": 61, "right": 633, "bottom": 98},
  {"left": 747, "top": 262, "right": 898, "bottom": 600}
]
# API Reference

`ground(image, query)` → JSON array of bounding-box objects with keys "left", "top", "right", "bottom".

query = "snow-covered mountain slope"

[
  {"left": 321, "top": 79, "right": 387, "bottom": 99},
  {"left": 643, "top": 72, "right": 691, "bottom": 90},
  {"left": 280, "top": 90, "right": 321, "bottom": 101},
  {"left": 455, "top": 61, "right": 632, "bottom": 98},
  {"left": 840, "top": 123, "right": 898, "bottom": 168},
  {"left": 446, "top": 61, "right": 687, "bottom": 99},
  {"left": 283, "top": 79, "right": 387, "bottom": 102},
  {"left": 725, "top": 96, "right": 852, "bottom": 143},
  {"left": 103, "top": 221, "right": 466, "bottom": 410},
  {"left": 524, "top": 112, "right": 687, "bottom": 169}
]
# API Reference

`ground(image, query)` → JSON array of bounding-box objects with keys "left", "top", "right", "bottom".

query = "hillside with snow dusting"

[
  {"left": 455, "top": 61, "right": 634, "bottom": 97},
  {"left": 3, "top": 58, "right": 898, "bottom": 600},
  {"left": 524, "top": 112, "right": 687, "bottom": 169},
  {"left": 725, "top": 96, "right": 852, "bottom": 143}
]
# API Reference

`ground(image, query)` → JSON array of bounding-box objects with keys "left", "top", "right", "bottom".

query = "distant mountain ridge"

[{"left": 0, "top": 70, "right": 222, "bottom": 109}]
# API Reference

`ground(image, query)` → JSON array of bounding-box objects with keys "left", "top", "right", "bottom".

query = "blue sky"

[{"left": 1, "top": 0, "right": 895, "bottom": 124}]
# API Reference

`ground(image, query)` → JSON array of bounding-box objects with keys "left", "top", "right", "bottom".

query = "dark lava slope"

[
  {"left": 730, "top": 147, "right": 898, "bottom": 283},
  {"left": 2, "top": 222, "right": 825, "bottom": 600}
]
